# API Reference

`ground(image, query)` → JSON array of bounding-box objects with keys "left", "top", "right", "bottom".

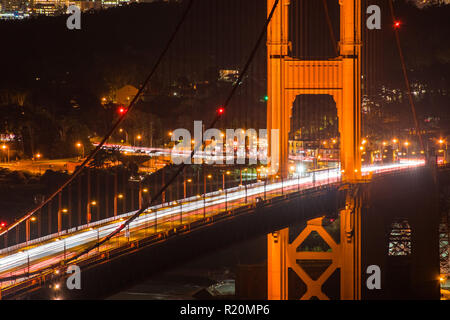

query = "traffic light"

[
  {"left": 394, "top": 21, "right": 401, "bottom": 29},
  {"left": 264, "top": 95, "right": 269, "bottom": 101},
  {"left": 217, "top": 107, "right": 224, "bottom": 115},
  {"left": 0, "top": 221, "right": 6, "bottom": 228}
]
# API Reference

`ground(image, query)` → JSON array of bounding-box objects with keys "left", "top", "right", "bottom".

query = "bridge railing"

[{"left": 0, "top": 162, "right": 424, "bottom": 256}]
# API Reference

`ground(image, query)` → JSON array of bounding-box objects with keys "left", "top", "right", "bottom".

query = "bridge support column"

[
  {"left": 267, "top": 184, "right": 366, "bottom": 300},
  {"left": 267, "top": 0, "right": 291, "bottom": 179},
  {"left": 339, "top": 186, "right": 363, "bottom": 299},
  {"left": 339, "top": 0, "right": 362, "bottom": 182},
  {"left": 267, "top": 229, "right": 289, "bottom": 299}
]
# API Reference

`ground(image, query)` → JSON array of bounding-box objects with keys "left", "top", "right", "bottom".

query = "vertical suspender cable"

[{"left": 388, "top": 0, "right": 425, "bottom": 152}]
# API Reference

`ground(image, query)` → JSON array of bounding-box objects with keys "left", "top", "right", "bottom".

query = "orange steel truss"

[
  {"left": 268, "top": 217, "right": 340, "bottom": 300},
  {"left": 268, "top": 191, "right": 362, "bottom": 300}
]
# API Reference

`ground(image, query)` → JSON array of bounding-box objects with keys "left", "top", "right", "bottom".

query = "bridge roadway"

[{"left": 0, "top": 160, "right": 424, "bottom": 293}]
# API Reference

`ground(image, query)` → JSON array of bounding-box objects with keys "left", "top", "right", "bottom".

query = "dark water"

[{"left": 108, "top": 235, "right": 267, "bottom": 300}]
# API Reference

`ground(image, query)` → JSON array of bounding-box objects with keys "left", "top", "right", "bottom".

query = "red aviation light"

[{"left": 118, "top": 106, "right": 127, "bottom": 114}]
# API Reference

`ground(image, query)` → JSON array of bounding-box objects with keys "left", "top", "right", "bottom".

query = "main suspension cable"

[
  {"left": 63, "top": 0, "right": 281, "bottom": 266},
  {"left": 0, "top": 0, "right": 282, "bottom": 283}
]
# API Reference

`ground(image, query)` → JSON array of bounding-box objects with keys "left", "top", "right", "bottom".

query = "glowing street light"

[
  {"left": 134, "top": 134, "right": 143, "bottom": 146},
  {"left": 183, "top": 179, "right": 192, "bottom": 198},
  {"left": 438, "top": 138, "right": 448, "bottom": 163},
  {"left": 404, "top": 141, "right": 410, "bottom": 158},
  {"left": 75, "top": 142, "right": 85, "bottom": 159},
  {"left": 87, "top": 201, "right": 97, "bottom": 224},
  {"left": 1, "top": 144, "right": 9, "bottom": 163}
]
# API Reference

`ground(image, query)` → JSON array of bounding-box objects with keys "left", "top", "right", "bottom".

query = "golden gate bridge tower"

[{"left": 266, "top": 0, "right": 364, "bottom": 300}]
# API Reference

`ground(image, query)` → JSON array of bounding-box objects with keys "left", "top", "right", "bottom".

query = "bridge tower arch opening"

[
  {"left": 289, "top": 94, "right": 339, "bottom": 162},
  {"left": 267, "top": 0, "right": 361, "bottom": 182},
  {"left": 291, "top": 95, "right": 338, "bottom": 142}
]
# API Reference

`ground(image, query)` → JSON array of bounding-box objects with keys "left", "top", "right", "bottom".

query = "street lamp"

[
  {"left": 223, "top": 171, "right": 231, "bottom": 212},
  {"left": 135, "top": 134, "right": 142, "bottom": 146},
  {"left": 139, "top": 186, "right": 149, "bottom": 209},
  {"left": 87, "top": 200, "right": 97, "bottom": 225},
  {"left": 222, "top": 171, "right": 230, "bottom": 190},
  {"left": 207, "top": 174, "right": 213, "bottom": 193},
  {"left": 26, "top": 216, "right": 37, "bottom": 243},
  {"left": 119, "top": 128, "right": 129, "bottom": 144},
  {"left": 76, "top": 142, "right": 84, "bottom": 159},
  {"left": 1, "top": 144, "right": 9, "bottom": 163},
  {"left": 183, "top": 179, "right": 192, "bottom": 198},
  {"left": 438, "top": 138, "right": 447, "bottom": 163},
  {"left": 404, "top": 141, "right": 410, "bottom": 158}
]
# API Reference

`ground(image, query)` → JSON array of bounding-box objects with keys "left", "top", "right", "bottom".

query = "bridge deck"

[{"left": 0, "top": 161, "right": 424, "bottom": 299}]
